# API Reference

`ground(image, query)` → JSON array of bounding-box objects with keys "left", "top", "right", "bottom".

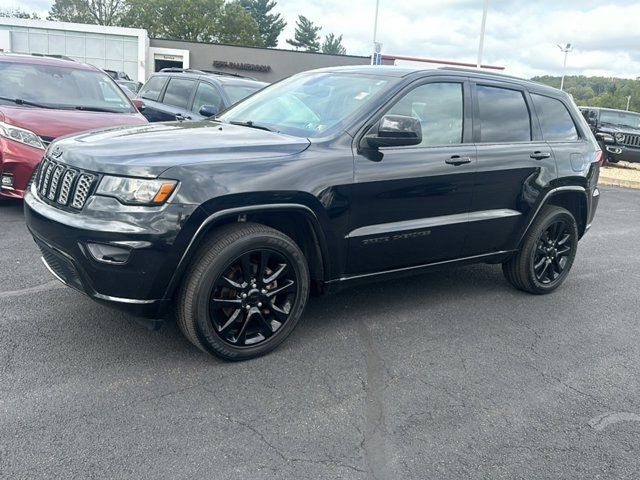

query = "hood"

[
  {"left": 51, "top": 121, "right": 312, "bottom": 177},
  {"left": 0, "top": 105, "right": 147, "bottom": 141},
  {"left": 599, "top": 123, "right": 640, "bottom": 135}
]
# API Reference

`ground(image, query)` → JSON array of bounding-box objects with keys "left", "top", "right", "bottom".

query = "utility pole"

[
  {"left": 557, "top": 43, "right": 572, "bottom": 91},
  {"left": 371, "top": 0, "right": 380, "bottom": 65},
  {"left": 476, "top": 0, "right": 489, "bottom": 68}
]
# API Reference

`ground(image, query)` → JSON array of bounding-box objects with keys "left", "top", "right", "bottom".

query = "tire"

[
  {"left": 502, "top": 205, "right": 579, "bottom": 294},
  {"left": 177, "top": 222, "right": 310, "bottom": 361}
]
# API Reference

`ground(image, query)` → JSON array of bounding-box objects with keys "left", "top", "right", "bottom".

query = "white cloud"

[{"left": 8, "top": 0, "right": 640, "bottom": 79}]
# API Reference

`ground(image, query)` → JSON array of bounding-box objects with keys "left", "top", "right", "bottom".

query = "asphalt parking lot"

[{"left": 1, "top": 185, "right": 640, "bottom": 479}]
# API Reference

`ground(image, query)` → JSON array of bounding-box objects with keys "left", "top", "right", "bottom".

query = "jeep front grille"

[
  {"left": 36, "top": 158, "right": 96, "bottom": 210},
  {"left": 620, "top": 134, "right": 640, "bottom": 147}
]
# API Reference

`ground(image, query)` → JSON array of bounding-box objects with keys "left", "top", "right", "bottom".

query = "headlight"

[
  {"left": 96, "top": 176, "right": 178, "bottom": 205},
  {"left": 0, "top": 121, "right": 45, "bottom": 150}
]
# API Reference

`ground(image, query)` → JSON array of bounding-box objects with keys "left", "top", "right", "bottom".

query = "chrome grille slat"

[
  {"left": 57, "top": 170, "right": 77, "bottom": 205},
  {"left": 621, "top": 134, "right": 640, "bottom": 147},
  {"left": 71, "top": 173, "right": 94, "bottom": 210},
  {"left": 47, "top": 165, "right": 64, "bottom": 200},
  {"left": 36, "top": 157, "right": 95, "bottom": 211}
]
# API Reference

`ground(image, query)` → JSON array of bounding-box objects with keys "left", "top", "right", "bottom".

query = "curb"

[{"left": 599, "top": 176, "right": 640, "bottom": 190}]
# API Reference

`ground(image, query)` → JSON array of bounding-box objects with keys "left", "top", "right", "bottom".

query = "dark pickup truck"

[{"left": 580, "top": 106, "right": 640, "bottom": 163}]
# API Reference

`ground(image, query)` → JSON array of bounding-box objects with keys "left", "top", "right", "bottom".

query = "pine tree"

[
  {"left": 238, "top": 0, "right": 286, "bottom": 48},
  {"left": 286, "top": 15, "right": 321, "bottom": 52},
  {"left": 321, "top": 33, "right": 346, "bottom": 55}
]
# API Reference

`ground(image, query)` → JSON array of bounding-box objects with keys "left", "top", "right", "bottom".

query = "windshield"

[
  {"left": 0, "top": 62, "right": 135, "bottom": 113},
  {"left": 218, "top": 72, "right": 391, "bottom": 137},
  {"left": 600, "top": 110, "right": 640, "bottom": 129},
  {"left": 223, "top": 84, "right": 264, "bottom": 105}
]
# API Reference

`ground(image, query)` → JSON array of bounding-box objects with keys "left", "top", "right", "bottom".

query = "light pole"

[
  {"left": 557, "top": 43, "right": 572, "bottom": 91},
  {"left": 627, "top": 95, "right": 632, "bottom": 111},
  {"left": 477, "top": 0, "right": 489, "bottom": 68},
  {"left": 371, "top": 0, "right": 380, "bottom": 65}
]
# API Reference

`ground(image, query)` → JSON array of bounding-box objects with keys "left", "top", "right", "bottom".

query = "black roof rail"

[{"left": 158, "top": 67, "right": 257, "bottom": 81}]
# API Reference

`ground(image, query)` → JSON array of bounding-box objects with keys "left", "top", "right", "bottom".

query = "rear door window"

[
  {"left": 532, "top": 94, "right": 579, "bottom": 141},
  {"left": 477, "top": 85, "right": 531, "bottom": 143},
  {"left": 192, "top": 82, "right": 224, "bottom": 114},
  {"left": 139, "top": 76, "right": 168, "bottom": 102},
  {"left": 162, "top": 78, "right": 196, "bottom": 109}
]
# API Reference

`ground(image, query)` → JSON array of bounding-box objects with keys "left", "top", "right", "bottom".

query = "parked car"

[
  {"left": 25, "top": 66, "right": 601, "bottom": 360},
  {"left": 0, "top": 53, "right": 147, "bottom": 199},
  {"left": 580, "top": 106, "right": 640, "bottom": 163},
  {"left": 116, "top": 79, "right": 143, "bottom": 94},
  {"left": 137, "top": 68, "right": 267, "bottom": 122}
]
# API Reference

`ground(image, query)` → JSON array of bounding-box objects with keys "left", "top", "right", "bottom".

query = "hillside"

[{"left": 531, "top": 75, "right": 640, "bottom": 112}]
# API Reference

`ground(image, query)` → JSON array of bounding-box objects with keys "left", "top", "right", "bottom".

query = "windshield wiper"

[
  {"left": 74, "top": 105, "right": 123, "bottom": 113},
  {"left": 229, "top": 120, "right": 275, "bottom": 132},
  {"left": 0, "top": 96, "right": 56, "bottom": 109}
]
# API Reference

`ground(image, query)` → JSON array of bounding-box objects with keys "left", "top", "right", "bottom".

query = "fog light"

[
  {"left": 86, "top": 242, "right": 131, "bottom": 264},
  {"left": 1, "top": 174, "right": 13, "bottom": 189}
]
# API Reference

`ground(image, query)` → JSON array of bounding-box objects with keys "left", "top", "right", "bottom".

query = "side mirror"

[
  {"left": 365, "top": 115, "right": 422, "bottom": 148},
  {"left": 132, "top": 98, "right": 145, "bottom": 112},
  {"left": 199, "top": 105, "right": 219, "bottom": 118}
]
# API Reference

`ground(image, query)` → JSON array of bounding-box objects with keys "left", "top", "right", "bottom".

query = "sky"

[{"left": 6, "top": 0, "right": 640, "bottom": 79}]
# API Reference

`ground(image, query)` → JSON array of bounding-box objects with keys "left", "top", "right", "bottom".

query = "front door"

[{"left": 347, "top": 79, "right": 476, "bottom": 275}]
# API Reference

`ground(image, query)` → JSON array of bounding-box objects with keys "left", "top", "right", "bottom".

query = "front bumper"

[
  {"left": 0, "top": 137, "right": 45, "bottom": 199},
  {"left": 24, "top": 185, "right": 198, "bottom": 318},
  {"left": 605, "top": 144, "right": 640, "bottom": 163}
]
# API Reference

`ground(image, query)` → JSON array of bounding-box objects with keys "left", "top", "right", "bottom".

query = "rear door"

[
  {"left": 138, "top": 75, "right": 171, "bottom": 122},
  {"left": 158, "top": 77, "right": 197, "bottom": 121},
  {"left": 463, "top": 81, "right": 557, "bottom": 256},
  {"left": 348, "top": 77, "right": 477, "bottom": 275}
]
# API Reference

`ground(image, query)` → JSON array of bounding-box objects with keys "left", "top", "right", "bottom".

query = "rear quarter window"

[{"left": 531, "top": 93, "right": 579, "bottom": 141}]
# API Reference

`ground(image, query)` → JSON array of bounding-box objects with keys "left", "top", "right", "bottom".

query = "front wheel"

[
  {"left": 502, "top": 205, "right": 579, "bottom": 294},
  {"left": 177, "top": 222, "right": 310, "bottom": 361}
]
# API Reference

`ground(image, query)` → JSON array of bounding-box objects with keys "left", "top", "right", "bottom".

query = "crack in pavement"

[
  {"left": 356, "top": 321, "right": 394, "bottom": 480},
  {"left": 588, "top": 412, "right": 640, "bottom": 431},
  {"left": 0, "top": 280, "right": 64, "bottom": 299}
]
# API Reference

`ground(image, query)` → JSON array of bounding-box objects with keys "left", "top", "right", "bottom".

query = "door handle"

[
  {"left": 445, "top": 155, "right": 472, "bottom": 166},
  {"left": 530, "top": 151, "right": 551, "bottom": 160},
  {"left": 175, "top": 113, "right": 191, "bottom": 121}
]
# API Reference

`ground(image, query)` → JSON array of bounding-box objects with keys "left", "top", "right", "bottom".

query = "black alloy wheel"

[
  {"left": 531, "top": 220, "right": 575, "bottom": 286},
  {"left": 502, "top": 205, "right": 579, "bottom": 294},
  {"left": 210, "top": 249, "right": 297, "bottom": 347},
  {"left": 178, "top": 222, "right": 309, "bottom": 361}
]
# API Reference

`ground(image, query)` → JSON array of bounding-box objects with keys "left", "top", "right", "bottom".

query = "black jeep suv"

[
  {"left": 24, "top": 66, "right": 601, "bottom": 360},
  {"left": 580, "top": 106, "right": 640, "bottom": 163}
]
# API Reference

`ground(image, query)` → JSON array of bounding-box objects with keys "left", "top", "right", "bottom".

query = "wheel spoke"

[
  {"left": 256, "top": 310, "right": 274, "bottom": 335},
  {"left": 556, "top": 245, "right": 570, "bottom": 256},
  {"left": 552, "top": 221, "right": 566, "bottom": 243},
  {"left": 266, "top": 279, "right": 295, "bottom": 298},
  {"left": 258, "top": 251, "right": 270, "bottom": 284},
  {"left": 557, "top": 233, "right": 571, "bottom": 246},
  {"left": 538, "top": 260, "right": 551, "bottom": 282},
  {"left": 218, "top": 275, "right": 243, "bottom": 289},
  {"left": 534, "top": 256, "right": 547, "bottom": 272},
  {"left": 271, "top": 304, "right": 289, "bottom": 322},
  {"left": 218, "top": 309, "right": 242, "bottom": 332},
  {"left": 264, "top": 263, "right": 287, "bottom": 284},
  {"left": 234, "top": 310, "right": 253, "bottom": 345},
  {"left": 240, "top": 253, "right": 253, "bottom": 283},
  {"left": 212, "top": 298, "right": 242, "bottom": 309}
]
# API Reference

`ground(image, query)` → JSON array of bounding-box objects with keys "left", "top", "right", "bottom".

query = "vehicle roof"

[
  {"left": 0, "top": 52, "right": 97, "bottom": 71},
  {"left": 307, "top": 65, "right": 564, "bottom": 95},
  {"left": 151, "top": 69, "right": 267, "bottom": 87}
]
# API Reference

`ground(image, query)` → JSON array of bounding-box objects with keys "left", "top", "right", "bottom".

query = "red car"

[{"left": 0, "top": 54, "right": 147, "bottom": 200}]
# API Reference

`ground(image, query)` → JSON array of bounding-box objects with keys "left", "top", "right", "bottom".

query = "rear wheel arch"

[{"left": 544, "top": 189, "right": 588, "bottom": 238}]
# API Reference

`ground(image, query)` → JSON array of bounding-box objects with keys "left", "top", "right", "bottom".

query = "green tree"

[
  {"left": 321, "top": 33, "right": 345, "bottom": 55},
  {"left": 286, "top": 15, "right": 321, "bottom": 52},
  {"left": 122, "top": 0, "right": 261, "bottom": 45},
  {"left": 48, "top": 0, "right": 125, "bottom": 25},
  {"left": 0, "top": 8, "right": 40, "bottom": 19},
  {"left": 238, "top": 0, "right": 285, "bottom": 47}
]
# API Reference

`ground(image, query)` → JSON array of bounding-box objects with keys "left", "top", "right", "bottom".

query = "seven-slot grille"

[
  {"left": 620, "top": 133, "right": 640, "bottom": 147},
  {"left": 36, "top": 158, "right": 96, "bottom": 210}
]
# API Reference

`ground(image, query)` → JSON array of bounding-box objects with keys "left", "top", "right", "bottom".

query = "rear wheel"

[
  {"left": 502, "top": 206, "right": 578, "bottom": 294},
  {"left": 178, "top": 222, "right": 310, "bottom": 360}
]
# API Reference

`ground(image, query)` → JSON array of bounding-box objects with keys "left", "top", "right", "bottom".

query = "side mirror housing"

[
  {"left": 132, "top": 98, "right": 145, "bottom": 112},
  {"left": 365, "top": 115, "right": 422, "bottom": 148},
  {"left": 199, "top": 105, "right": 219, "bottom": 118}
]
